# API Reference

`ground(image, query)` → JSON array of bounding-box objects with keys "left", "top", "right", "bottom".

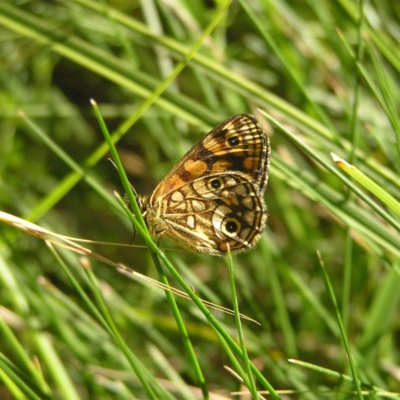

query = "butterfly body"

[{"left": 137, "top": 114, "right": 270, "bottom": 255}]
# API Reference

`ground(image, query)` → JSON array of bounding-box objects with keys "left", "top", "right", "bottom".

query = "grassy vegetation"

[{"left": 0, "top": 0, "right": 399, "bottom": 398}]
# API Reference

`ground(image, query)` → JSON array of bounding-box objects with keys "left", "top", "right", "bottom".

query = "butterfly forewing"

[{"left": 199, "top": 114, "right": 270, "bottom": 194}]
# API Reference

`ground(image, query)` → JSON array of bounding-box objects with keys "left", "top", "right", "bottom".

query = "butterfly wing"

[
  {"left": 147, "top": 172, "right": 267, "bottom": 254},
  {"left": 141, "top": 114, "right": 270, "bottom": 255},
  {"left": 150, "top": 114, "right": 270, "bottom": 204}
]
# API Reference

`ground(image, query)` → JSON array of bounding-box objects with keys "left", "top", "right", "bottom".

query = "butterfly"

[{"left": 135, "top": 114, "right": 270, "bottom": 255}]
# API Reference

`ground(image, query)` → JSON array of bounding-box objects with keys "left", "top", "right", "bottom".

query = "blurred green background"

[{"left": 0, "top": 0, "right": 399, "bottom": 398}]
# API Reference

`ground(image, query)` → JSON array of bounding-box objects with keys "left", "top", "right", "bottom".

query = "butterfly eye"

[
  {"left": 227, "top": 136, "right": 240, "bottom": 147},
  {"left": 222, "top": 218, "right": 241, "bottom": 236},
  {"left": 208, "top": 178, "right": 223, "bottom": 190}
]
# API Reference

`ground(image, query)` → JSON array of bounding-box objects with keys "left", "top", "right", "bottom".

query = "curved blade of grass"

[
  {"left": 358, "top": 261, "right": 400, "bottom": 350},
  {"left": 332, "top": 153, "right": 400, "bottom": 214},
  {"left": 0, "top": 297, "right": 51, "bottom": 395},
  {"left": 226, "top": 250, "right": 257, "bottom": 398},
  {"left": 32, "top": 333, "right": 81, "bottom": 400},
  {"left": 288, "top": 359, "right": 399, "bottom": 397},
  {"left": 0, "top": 355, "right": 50, "bottom": 400},
  {"left": 317, "top": 252, "right": 363, "bottom": 400},
  {"left": 18, "top": 112, "right": 121, "bottom": 222}
]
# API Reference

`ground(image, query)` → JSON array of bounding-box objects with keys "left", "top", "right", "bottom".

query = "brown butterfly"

[{"left": 135, "top": 114, "right": 270, "bottom": 255}]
